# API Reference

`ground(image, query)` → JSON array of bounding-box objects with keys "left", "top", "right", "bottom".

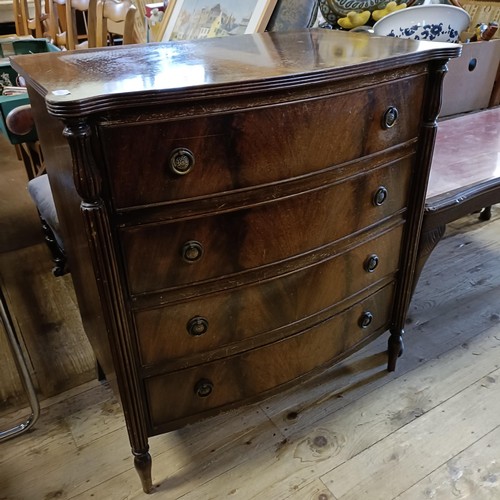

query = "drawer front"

[
  {"left": 121, "top": 157, "right": 412, "bottom": 295},
  {"left": 101, "top": 75, "right": 426, "bottom": 209},
  {"left": 135, "top": 224, "right": 404, "bottom": 367},
  {"left": 145, "top": 283, "right": 395, "bottom": 429}
]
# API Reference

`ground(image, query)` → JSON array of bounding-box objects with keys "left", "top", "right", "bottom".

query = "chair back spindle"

[{"left": 94, "top": 0, "right": 137, "bottom": 47}]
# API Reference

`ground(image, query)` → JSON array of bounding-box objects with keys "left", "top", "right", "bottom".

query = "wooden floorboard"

[
  {"left": 0, "top": 204, "right": 499, "bottom": 499},
  {"left": 398, "top": 426, "right": 500, "bottom": 499},
  {"left": 0, "top": 134, "right": 96, "bottom": 411}
]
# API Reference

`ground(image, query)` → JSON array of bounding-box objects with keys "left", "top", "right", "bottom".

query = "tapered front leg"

[
  {"left": 387, "top": 329, "right": 404, "bottom": 372},
  {"left": 133, "top": 449, "right": 153, "bottom": 493},
  {"left": 64, "top": 121, "right": 154, "bottom": 495}
]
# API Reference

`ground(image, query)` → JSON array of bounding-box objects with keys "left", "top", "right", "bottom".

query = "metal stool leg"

[{"left": 0, "top": 287, "right": 40, "bottom": 442}]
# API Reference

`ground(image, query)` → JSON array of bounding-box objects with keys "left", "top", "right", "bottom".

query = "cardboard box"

[{"left": 440, "top": 38, "right": 500, "bottom": 117}]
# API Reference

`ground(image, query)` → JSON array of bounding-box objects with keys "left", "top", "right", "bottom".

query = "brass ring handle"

[
  {"left": 187, "top": 316, "right": 209, "bottom": 337},
  {"left": 364, "top": 254, "right": 379, "bottom": 273},
  {"left": 169, "top": 148, "right": 195, "bottom": 176},
  {"left": 181, "top": 240, "right": 203, "bottom": 263},
  {"left": 194, "top": 379, "right": 213, "bottom": 398},
  {"left": 359, "top": 311, "right": 373, "bottom": 329},
  {"left": 373, "top": 187, "right": 388, "bottom": 206},
  {"left": 382, "top": 107, "right": 399, "bottom": 129}
]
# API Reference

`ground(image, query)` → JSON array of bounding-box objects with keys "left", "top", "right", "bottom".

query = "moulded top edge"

[{"left": 10, "top": 29, "right": 460, "bottom": 118}]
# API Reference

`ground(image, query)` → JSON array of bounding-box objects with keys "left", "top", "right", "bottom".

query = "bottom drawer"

[{"left": 145, "top": 283, "right": 395, "bottom": 432}]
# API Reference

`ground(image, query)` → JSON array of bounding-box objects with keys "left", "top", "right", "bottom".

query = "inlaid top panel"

[{"left": 11, "top": 29, "right": 459, "bottom": 117}]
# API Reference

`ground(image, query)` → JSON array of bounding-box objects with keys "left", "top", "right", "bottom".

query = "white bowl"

[{"left": 373, "top": 5, "right": 470, "bottom": 43}]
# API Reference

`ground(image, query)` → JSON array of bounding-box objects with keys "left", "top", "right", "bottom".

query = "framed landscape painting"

[{"left": 159, "top": 0, "right": 278, "bottom": 42}]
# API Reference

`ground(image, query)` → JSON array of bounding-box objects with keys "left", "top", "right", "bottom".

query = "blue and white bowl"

[{"left": 373, "top": 4, "right": 470, "bottom": 42}]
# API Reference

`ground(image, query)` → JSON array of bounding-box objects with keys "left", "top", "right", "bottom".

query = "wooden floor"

[{"left": 1, "top": 188, "right": 499, "bottom": 497}]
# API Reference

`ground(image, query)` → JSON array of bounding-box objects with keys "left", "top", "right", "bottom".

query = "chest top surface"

[{"left": 11, "top": 29, "right": 459, "bottom": 117}]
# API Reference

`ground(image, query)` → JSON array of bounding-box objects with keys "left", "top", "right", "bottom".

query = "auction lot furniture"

[
  {"left": 416, "top": 106, "right": 500, "bottom": 282},
  {"left": 12, "top": 30, "right": 459, "bottom": 492}
]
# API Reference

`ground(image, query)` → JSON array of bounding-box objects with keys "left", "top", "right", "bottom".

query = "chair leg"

[
  {"left": 479, "top": 206, "right": 492, "bottom": 221},
  {"left": 96, "top": 360, "right": 106, "bottom": 381},
  {"left": 38, "top": 215, "right": 67, "bottom": 276}
]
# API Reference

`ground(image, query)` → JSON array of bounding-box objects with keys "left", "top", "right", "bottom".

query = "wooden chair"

[
  {"left": 13, "top": 0, "right": 30, "bottom": 35},
  {"left": 48, "top": 0, "right": 68, "bottom": 48},
  {"left": 48, "top": 0, "right": 90, "bottom": 50},
  {"left": 65, "top": 0, "right": 93, "bottom": 50},
  {"left": 93, "top": 0, "right": 137, "bottom": 47},
  {"left": 13, "top": 0, "right": 49, "bottom": 38}
]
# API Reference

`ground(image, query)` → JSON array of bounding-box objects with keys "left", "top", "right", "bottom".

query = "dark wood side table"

[{"left": 415, "top": 107, "right": 500, "bottom": 283}]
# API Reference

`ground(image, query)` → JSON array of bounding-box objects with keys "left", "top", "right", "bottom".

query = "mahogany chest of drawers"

[{"left": 12, "top": 30, "right": 459, "bottom": 492}]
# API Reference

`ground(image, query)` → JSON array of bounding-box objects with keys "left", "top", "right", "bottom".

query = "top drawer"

[{"left": 100, "top": 74, "right": 426, "bottom": 209}]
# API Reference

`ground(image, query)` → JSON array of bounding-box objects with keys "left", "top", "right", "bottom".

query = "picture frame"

[{"left": 158, "top": 0, "right": 278, "bottom": 42}]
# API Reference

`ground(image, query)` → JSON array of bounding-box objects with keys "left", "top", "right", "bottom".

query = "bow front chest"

[{"left": 12, "top": 29, "right": 459, "bottom": 492}]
